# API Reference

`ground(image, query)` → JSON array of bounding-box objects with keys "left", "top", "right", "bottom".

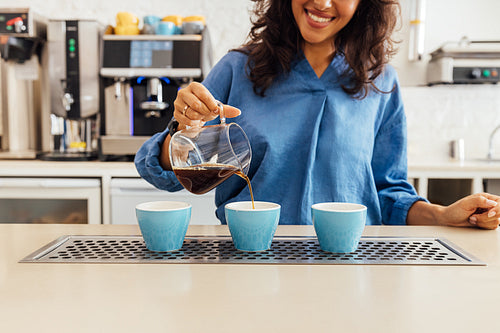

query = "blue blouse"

[{"left": 134, "top": 51, "right": 425, "bottom": 225}]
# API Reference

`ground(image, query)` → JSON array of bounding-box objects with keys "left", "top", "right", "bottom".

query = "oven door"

[{"left": 0, "top": 177, "right": 101, "bottom": 224}]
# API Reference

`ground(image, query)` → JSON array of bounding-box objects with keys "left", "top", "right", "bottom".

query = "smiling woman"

[
  {"left": 292, "top": 0, "right": 360, "bottom": 77},
  {"left": 242, "top": 0, "right": 400, "bottom": 98},
  {"left": 135, "top": 0, "right": 500, "bottom": 229}
]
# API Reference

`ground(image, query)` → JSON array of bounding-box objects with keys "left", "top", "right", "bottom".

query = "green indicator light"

[
  {"left": 69, "top": 46, "right": 75, "bottom": 52},
  {"left": 483, "top": 69, "right": 491, "bottom": 77},
  {"left": 69, "top": 38, "right": 75, "bottom": 45}
]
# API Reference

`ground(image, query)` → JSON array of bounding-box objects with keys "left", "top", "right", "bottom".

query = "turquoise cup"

[
  {"left": 225, "top": 201, "right": 281, "bottom": 252},
  {"left": 135, "top": 201, "right": 191, "bottom": 252},
  {"left": 156, "top": 21, "right": 178, "bottom": 35},
  {"left": 312, "top": 202, "right": 367, "bottom": 253}
]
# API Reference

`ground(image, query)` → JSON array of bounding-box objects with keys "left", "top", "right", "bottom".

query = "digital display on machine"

[{"left": 129, "top": 40, "right": 173, "bottom": 68}]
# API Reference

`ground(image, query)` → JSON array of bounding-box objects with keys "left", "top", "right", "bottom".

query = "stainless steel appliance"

[
  {"left": 427, "top": 39, "right": 500, "bottom": 85},
  {"left": 39, "top": 19, "right": 102, "bottom": 161},
  {"left": 0, "top": 8, "right": 46, "bottom": 159},
  {"left": 99, "top": 32, "right": 213, "bottom": 160}
]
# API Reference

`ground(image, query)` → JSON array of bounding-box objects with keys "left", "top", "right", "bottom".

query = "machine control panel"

[
  {"left": 0, "top": 12, "right": 28, "bottom": 34},
  {"left": 64, "top": 20, "right": 81, "bottom": 118},
  {"left": 100, "top": 35, "right": 204, "bottom": 78},
  {"left": 453, "top": 67, "right": 500, "bottom": 84},
  {"left": 0, "top": 9, "right": 46, "bottom": 38}
]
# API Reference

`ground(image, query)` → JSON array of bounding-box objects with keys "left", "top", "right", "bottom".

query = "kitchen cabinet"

[
  {"left": 110, "top": 177, "right": 219, "bottom": 225},
  {"left": 1, "top": 160, "right": 499, "bottom": 225},
  {"left": 0, "top": 160, "right": 219, "bottom": 225},
  {"left": 0, "top": 177, "right": 101, "bottom": 224},
  {"left": 408, "top": 161, "right": 500, "bottom": 203}
]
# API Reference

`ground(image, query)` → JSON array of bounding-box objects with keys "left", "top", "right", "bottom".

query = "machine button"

[
  {"left": 483, "top": 69, "right": 491, "bottom": 78},
  {"left": 492, "top": 70, "right": 498, "bottom": 77},
  {"left": 471, "top": 68, "right": 482, "bottom": 79}
]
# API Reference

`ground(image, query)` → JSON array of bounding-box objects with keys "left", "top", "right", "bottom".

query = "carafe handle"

[{"left": 217, "top": 101, "right": 225, "bottom": 125}]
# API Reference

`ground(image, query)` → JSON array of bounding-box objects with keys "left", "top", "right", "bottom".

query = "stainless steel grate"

[{"left": 19, "top": 235, "right": 485, "bottom": 265}]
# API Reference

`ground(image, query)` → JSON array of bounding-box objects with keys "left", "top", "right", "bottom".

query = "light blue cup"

[
  {"left": 136, "top": 201, "right": 191, "bottom": 252},
  {"left": 142, "top": 15, "right": 161, "bottom": 34},
  {"left": 225, "top": 201, "right": 281, "bottom": 252},
  {"left": 156, "top": 21, "right": 178, "bottom": 35},
  {"left": 144, "top": 15, "right": 161, "bottom": 26},
  {"left": 312, "top": 202, "right": 367, "bottom": 253}
]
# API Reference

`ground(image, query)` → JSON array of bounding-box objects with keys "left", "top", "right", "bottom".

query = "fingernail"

[
  {"left": 487, "top": 199, "right": 498, "bottom": 206},
  {"left": 469, "top": 216, "right": 477, "bottom": 224},
  {"left": 488, "top": 210, "right": 497, "bottom": 218}
]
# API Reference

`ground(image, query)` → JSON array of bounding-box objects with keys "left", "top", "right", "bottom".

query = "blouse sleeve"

[
  {"left": 371, "top": 78, "right": 428, "bottom": 225},
  {"left": 134, "top": 128, "right": 184, "bottom": 192}
]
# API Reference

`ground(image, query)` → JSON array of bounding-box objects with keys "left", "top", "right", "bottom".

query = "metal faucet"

[{"left": 487, "top": 124, "right": 500, "bottom": 159}]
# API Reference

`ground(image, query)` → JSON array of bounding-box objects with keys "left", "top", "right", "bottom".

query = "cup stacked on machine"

[{"left": 109, "top": 12, "right": 205, "bottom": 35}]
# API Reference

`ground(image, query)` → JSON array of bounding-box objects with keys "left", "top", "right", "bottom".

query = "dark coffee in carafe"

[{"left": 173, "top": 163, "right": 254, "bottom": 208}]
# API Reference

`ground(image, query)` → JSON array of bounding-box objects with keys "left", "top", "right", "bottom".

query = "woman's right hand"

[
  {"left": 160, "top": 82, "right": 241, "bottom": 171},
  {"left": 173, "top": 82, "right": 241, "bottom": 128}
]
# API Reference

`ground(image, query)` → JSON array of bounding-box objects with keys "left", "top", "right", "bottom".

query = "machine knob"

[
  {"left": 62, "top": 93, "right": 74, "bottom": 111},
  {"left": 14, "top": 20, "right": 26, "bottom": 33},
  {"left": 471, "top": 68, "right": 482, "bottom": 79},
  {"left": 6, "top": 17, "right": 26, "bottom": 33},
  {"left": 144, "top": 110, "right": 161, "bottom": 118}
]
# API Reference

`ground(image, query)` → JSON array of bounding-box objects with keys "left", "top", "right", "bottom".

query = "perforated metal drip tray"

[{"left": 19, "top": 235, "right": 485, "bottom": 266}]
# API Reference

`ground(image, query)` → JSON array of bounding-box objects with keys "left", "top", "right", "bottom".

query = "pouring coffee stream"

[{"left": 169, "top": 102, "right": 255, "bottom": 209}]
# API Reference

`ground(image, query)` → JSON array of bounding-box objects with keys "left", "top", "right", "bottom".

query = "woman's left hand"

[{"left": 441, "top": 193, "right": 500, "bottom": 229}]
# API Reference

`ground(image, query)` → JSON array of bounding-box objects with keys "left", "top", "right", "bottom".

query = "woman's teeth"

[{"left": 307, "top": 11, "right": 333, "bottom": 23}]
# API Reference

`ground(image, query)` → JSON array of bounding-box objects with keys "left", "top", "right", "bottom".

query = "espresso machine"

[
  {"left": 38, "top": 19, "right": 101, "bottom": 161},
  {"left": 0, "top": 8, "right": 46, "bottom": 159},
  {"left": 99, "top": 30, "right": 213, "bottom": 160}
]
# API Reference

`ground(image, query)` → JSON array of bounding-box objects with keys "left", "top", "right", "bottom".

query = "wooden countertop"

[{"left": 1, "top": 224, "right": 499, "bottom": 333}]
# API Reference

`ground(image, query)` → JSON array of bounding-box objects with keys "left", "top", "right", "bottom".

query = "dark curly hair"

[{"left": 236, "top": 0, "right": 400, "bottom": 99}]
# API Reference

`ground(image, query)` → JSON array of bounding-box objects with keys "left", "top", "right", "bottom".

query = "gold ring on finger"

[{"left": 182, "top": 105, "right": 188, "bottom": 116}]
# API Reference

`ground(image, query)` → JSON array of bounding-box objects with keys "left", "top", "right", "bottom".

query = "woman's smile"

[
  {"left": 292, "top": 0, "right": 359, "bottom": 48},
  {"left": 305, "top": 8, "right": 335, "bottom": 25}
]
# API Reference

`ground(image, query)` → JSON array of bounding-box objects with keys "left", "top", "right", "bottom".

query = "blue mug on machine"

[
  {"left": 142, "top": 15, "right": 161, "bottom": 34},
  {"left": 156, "top": 21, "right": 178, "bottom": 35}
]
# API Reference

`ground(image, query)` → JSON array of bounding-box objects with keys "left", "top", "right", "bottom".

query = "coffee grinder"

[
  {"left": 38, "top": 19, "right": 102, "bottom": 161},
  {"left": 0, "top": 8, "right": 46, "bottom": 159},
  {"left": 99, "top": 31, "right": 213, "bottom": 160}
]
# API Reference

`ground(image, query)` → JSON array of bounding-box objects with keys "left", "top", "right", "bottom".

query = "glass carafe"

[{"left": 169, "top": 103, "right": 252, "bottom": 194}]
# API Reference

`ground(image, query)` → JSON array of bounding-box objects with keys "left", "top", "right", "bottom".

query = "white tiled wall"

[
  {"left": 403, "top": 85, "right": 500, "bottom": 163},
  {"left": 0, "top": 0, "right": 252, "bottom": 64}
]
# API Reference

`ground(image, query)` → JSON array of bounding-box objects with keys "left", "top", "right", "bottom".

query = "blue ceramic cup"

[
  {"left": 136, "top": 201, "right": 191, "bottom": 252},
  {"left": 312, "top": 202, "right": 367, "bottom": 253},
  {"left": 156, "top": 21, "right": 178, "bottom": 35},
  {"left": 225, "top": 201, "right": 281, "bottom": 252}
]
